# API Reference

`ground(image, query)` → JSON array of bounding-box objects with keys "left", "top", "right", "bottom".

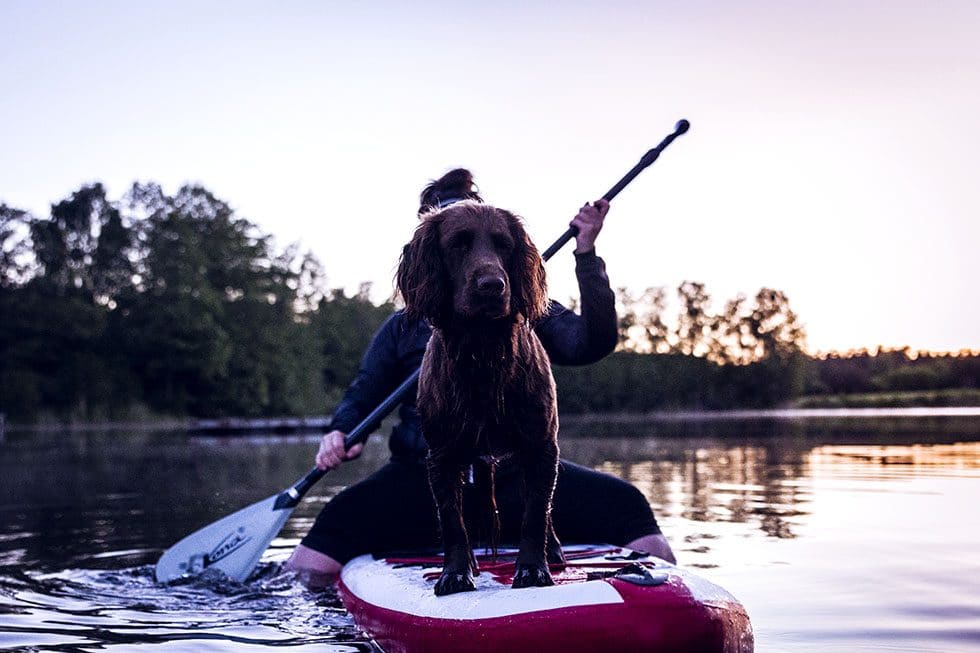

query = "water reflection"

[
  {"left": 1, "top": 412, "right": 978, "bottom": 652},
  {"left": 557, "top": 415, "right": 980, "bottom": 550},
  {"left": 593, "top": 444, "right": 811, "bottom": 540},
  {"left": 811, "top": 442, "right": 980, "bottom": 475}
]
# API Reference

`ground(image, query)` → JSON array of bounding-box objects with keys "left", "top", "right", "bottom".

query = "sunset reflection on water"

[
  {"left": 556, "top": 418, "right": 980, "bottom": 563},
  {"left": 810, "top": 441, "right": 980, "bottom": 475}
]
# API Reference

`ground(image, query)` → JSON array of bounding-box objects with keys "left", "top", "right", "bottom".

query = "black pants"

[{"left": 301, "top": 458, "right": 661, "bottom": 564}]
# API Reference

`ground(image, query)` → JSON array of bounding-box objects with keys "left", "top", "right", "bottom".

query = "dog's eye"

[
  {"left": 493, "top": 235, "right": 514, "bottom": 253},
  {"left": 447, "top": 232, "right": 473, "bottom": 252}
]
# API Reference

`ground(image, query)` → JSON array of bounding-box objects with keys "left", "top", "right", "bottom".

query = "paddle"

[
  {"left": 154, "top": 372, "right": 419, "bottom": 583},
  {"left": 155, "top": 119, "right": 690, "bottom": 583},
  {"left": 540, "top": 119, "right": 689, "bottom": 259}
]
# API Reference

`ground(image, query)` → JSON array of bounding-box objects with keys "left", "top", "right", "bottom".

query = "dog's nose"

[{"left": 476, "top": 274, "right": 506, "bottom": 296}]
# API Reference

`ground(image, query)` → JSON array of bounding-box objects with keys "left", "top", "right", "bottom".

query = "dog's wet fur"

[{"left": 397, "top": 201, "right": 562, "bottom": 596}]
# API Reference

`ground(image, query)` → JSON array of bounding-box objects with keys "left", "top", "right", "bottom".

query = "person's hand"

[
  {"left": 315, "top": 430, "right": 364, "bottom": 471},
  {"left": 570, "top": 199, "right": 610, "bottom": 253}
]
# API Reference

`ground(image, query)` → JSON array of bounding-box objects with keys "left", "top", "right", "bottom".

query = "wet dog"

[{"left": 397, "top": 201, "right": 561, "bottom": 596}]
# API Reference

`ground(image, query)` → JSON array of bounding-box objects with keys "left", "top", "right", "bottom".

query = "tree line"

[
  {"left": 556, "top": 290, "right": 978, "bottom": 412},
  {"left": 1, "top": 183, "right": 976, "bottom": 421},
  {"left": 1, "top": 183, "right": 391, "bottom": 421}
]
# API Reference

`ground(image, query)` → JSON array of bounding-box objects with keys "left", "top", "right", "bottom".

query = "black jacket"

[{"left": 329, "top": 250, "right": 618, "bottom": 462}]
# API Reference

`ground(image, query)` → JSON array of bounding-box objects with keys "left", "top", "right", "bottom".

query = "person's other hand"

[
  {"left": 315, "top": 430, "right": 364, "bottom": 471},
  {"left": 570, "top": 199, "right": 610, "bottom": 253}
]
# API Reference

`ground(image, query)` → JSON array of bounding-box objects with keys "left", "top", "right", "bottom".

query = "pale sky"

[{"left": 1, "top": 1, "right": 977, "bottom": 353}]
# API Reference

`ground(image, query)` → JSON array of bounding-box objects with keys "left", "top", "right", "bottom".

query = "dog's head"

[{"left": 397, "top": 202, "right": 547, "bottom": 328}]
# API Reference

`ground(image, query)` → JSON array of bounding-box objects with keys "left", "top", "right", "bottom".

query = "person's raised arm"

[
  {"left": 537, "top": 200, "right": 619, "bottom": 365},
  {"left": 570, "top": 199, "right": 609, "bottom": 254}
]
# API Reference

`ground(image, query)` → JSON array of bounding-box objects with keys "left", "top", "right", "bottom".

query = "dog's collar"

[{"left": 436, "top": 196, "right": 466, "bottom": 208}]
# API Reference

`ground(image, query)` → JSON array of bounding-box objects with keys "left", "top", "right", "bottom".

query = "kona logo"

[{"left": 205, "top": 527, "right": 252, "bottom": 566}]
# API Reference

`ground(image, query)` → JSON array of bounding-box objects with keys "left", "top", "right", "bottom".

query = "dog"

[{"left": 396, "top": 200, "right": 561, "bottom": 596}]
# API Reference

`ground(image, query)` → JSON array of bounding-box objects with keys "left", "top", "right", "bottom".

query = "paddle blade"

[{"left": 155, "top": 494, "right": 294, "bottom": 583}]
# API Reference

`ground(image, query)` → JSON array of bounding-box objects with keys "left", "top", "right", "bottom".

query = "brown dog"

[{"left": 397, "top": 201, "right": 561, "bottom": 596}]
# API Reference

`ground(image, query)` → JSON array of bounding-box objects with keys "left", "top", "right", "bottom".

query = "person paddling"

[{"left": 285, "top": 169, "right": 676, "bottom": 586}]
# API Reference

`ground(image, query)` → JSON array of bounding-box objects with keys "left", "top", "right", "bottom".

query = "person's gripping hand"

[
  {"left": 570, "top": 199, "right": 610, "bottom": 253},
  {"left": 315, "top": 430, "right": 364, "bottom": 471}
]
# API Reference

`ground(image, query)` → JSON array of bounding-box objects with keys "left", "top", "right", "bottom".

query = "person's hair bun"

[{"left": 419, "top": 168, "right": 483, "bottom": 214}]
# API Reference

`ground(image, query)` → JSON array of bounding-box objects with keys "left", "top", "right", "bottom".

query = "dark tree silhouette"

[
  {"left": 1, "top": 182, "right": 973, "bottom": 421},
  {"left": 0, "top": 204, "right": 33, "bottom": 287}
]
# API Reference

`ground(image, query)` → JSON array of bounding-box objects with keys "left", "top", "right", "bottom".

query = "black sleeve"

[
  {"left": 328, "top": 314, "right": 403, "bottom": 434},
  {"left": 536, "top": 249, "right": 619, "bottom": 365}
]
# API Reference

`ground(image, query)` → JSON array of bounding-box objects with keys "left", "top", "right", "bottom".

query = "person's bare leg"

[
  {"left": 284, "top": 544, "right": 343, "bottom": 588},
  {"left": 625, "top": 533, "right": 676, "bottom": 564}
]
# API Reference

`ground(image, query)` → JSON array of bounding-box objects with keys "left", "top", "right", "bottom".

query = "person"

[{"left": 285, "top": 169, "right": 675, "bottom": 586}]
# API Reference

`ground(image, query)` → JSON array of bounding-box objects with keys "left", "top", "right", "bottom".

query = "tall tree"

[
  {"left": 711, "top": 294, "right": 750, "bottom": 365},
  {"left": 30, "top": 183, "right": 134, "bottom": 303},
  {"left": 747, "top": 288, "right": 807, "bottom": 360},
  {"left": 615, "top": 286, "right": 671, "bottom": 354},
  {"left": 119, "top": 185, "right": 236, "bottom": 414},
  {"left": 638, "top": 286, "right": 672, "bottom": 354},
  {"left": 675, "top": 281, "right": 715, "bottom": 357},
  {"left": 744, "top": 288, "right": 808, "bottom": 403},
  {"left": 0, "top": 204, "right": 33, "bottom": 287},
  {"left": 615, "top": 286, "right": 641, "bottom": 350}
]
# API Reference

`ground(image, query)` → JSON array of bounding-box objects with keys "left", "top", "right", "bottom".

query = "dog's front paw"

[
  {"left": 434, "top": 570, "right": 477, "bottom": 596},
  {"left": 512, "top": 563, "right": 554, "bottom": 589}
]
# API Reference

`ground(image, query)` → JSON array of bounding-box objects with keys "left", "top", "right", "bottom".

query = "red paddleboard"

[{"left": 338, "top": 545, "right": 753, "bottom": 653}]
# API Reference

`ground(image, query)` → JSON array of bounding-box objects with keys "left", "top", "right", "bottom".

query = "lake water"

[{"left": 1, "top": 410, "right": 978, "bottom": 652}]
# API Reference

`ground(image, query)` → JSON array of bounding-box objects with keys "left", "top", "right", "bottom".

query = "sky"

[{"left": 1, "top": 1, "right": 977, "bottom": 354}]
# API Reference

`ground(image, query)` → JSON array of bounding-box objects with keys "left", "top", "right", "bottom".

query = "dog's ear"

[
  {"left": 508, "top": 213, "right": 548, "bottom": 324},
  {"left": 397, "top": 217, "right": 451, "bottom": 327}
]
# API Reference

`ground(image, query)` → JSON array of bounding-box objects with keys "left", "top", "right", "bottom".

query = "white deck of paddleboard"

[
  {"left": 342, "top": 557, "right": 622, "bottom": 620},
  {"left": 342, "top": 547, "right": 741, "bottom": 621}
]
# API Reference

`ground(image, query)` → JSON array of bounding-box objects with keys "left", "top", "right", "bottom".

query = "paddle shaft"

[
  {"left": 539, "top": 119, "right": 689, "bottom": 260},
  {"left": 287, "top": 119, "right": 690, "bottom": 502},
  {"left": 285, "top": 370, "right": 422, "bottom": 501}
]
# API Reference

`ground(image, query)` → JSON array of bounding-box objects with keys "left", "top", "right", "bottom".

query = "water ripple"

[{"left": 0, "top": 563, "right": 378, "bottom": 651}]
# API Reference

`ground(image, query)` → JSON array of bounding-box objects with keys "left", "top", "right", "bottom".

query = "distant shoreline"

[
  {"left": 559, "top": 405, "right": 980, "bottom": 425},
  {"left": 3, "top": 418, "right": 191, "bottom": 434},
  {"left": 4, "top": 393, "right": 978, "bottom": 435},
  {"left": 791, "top": 387, "right": 980, "bottom": 409}
]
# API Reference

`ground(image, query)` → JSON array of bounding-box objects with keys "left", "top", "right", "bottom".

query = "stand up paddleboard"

[{"left": 339, "top": 545, "right": 753, "bottom": 653}]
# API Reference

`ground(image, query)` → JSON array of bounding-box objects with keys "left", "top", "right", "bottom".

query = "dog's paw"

[
  {"left": 434, "top": 571, "right": 477, "bottom": 596},
  {"left": 512, "top": 563, "right": 554, "bottom": 589}
]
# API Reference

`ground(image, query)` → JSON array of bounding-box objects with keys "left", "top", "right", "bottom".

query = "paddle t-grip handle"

[{"left": 539, "top": 119, "right": 689, "bottom": 261}]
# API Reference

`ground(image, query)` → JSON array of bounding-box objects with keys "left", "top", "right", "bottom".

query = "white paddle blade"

[{"left": 155, "top": 494, "right": 294, "bottom": 583}]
